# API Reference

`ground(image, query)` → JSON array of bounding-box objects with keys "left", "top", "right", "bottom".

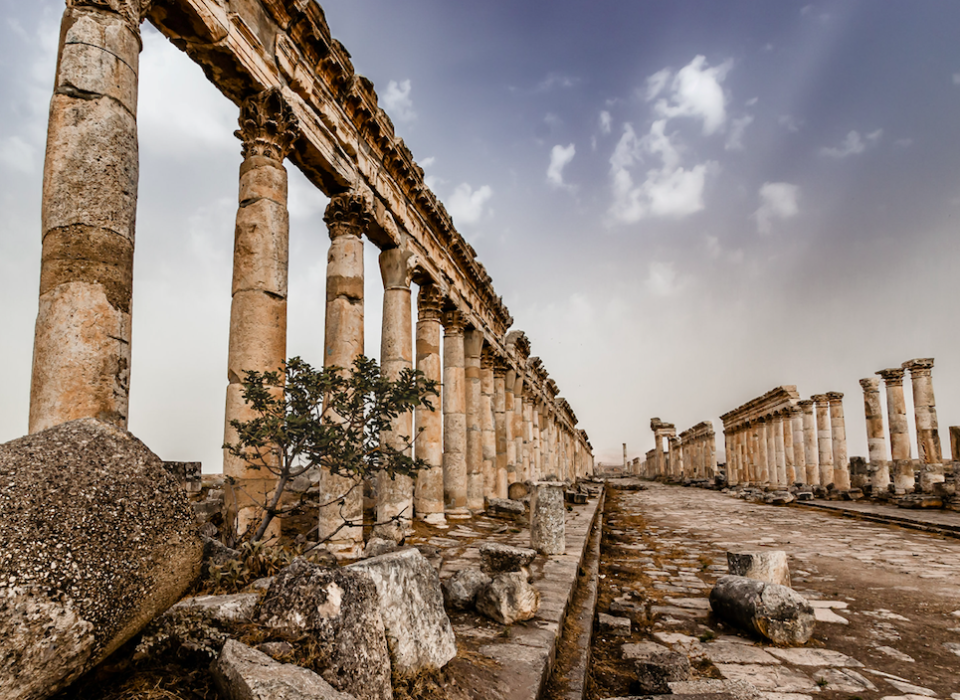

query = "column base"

[
  {"left": 418, "top": 512, "right": 447, "bottom": 526},
  {"left": 445, "top": 507, "right": 472, "bottom": 520}
]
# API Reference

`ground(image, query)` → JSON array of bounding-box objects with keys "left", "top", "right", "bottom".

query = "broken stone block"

[
  {"left": 764, "top": 491, "right": 796, "bottom": 505},
  {"left": 598, "top": 613, "right": 632, "bottom": 636},
  {"left": 486, "top": 497, "right": 526, "bottom": 517},
  {"left": 442, "top": 568, "right": 491, "bottom": 611},
  {"left": 621, "top": 639, "right": 691, "bottom": 693},
  {"left": 507, "top": 481, "right": 530, "bottom": 500},
  {"left": 565, "top": 490, "right": 588, "bottom": 504},
  {"left": 475, "top": 571, "right": 540, "bottom": 624},
  {"left": 709, "top": 575, "right": 815, "bottom": 646},
  {"left": 530, "top": 481, "right": 566, "bottom": 555},
  {"left": 259, "top": 558, "right": 391, "bottom": 700},
  {"left": 479, "top": 542, "right": 537, "bottom": 575},
  {"left": 0, "top": 419, "right": 203, "bottom": 700},
  {"left": 213, "top": 639, "right": 356, "bottom": 700},
  {"left": 347, "top": 548, "right": 457, "bottom": 673},
  {"left": 727, "top": 550, "right": 791, "bottom": 587},
  {"left": 795, "top": 491, "right": 814, "bottom": 501},
  {"left": 361, "top": 537, "right": 398, "bottom": 559}
]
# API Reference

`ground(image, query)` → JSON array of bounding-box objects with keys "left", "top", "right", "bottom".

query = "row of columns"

[
  {"left": 678, "top": 422, "right": 717, "bottom": 480},
  {"left": 28, "top": 1, "right": 594, "bottom": 559}
]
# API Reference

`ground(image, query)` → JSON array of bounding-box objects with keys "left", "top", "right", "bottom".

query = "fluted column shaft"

[
  {"left": 764, "top": 419, "right": 776, "bottom": 485},
  {"left": 813, "top": 396, "right": 834, "bottom": 486},
  {"left": 782, "top": 413, "right": 796, "bottom": 484},
  {"left": 493, "top": 363, "right": 508, "bottom": 498},
  {"left": 442, "top": 310, "right": 469, "bottom": 516},
  {"left": 414, "top": 285, "right": 444, "bottom": 523},
  {"left": 878, "top": 368, "right": 911, "bottom": 461},
  {"left": 464, "top": 329, "right": 484, "bottom": 511},
  {"left": 827, "top": 392, "right": 850, "bottom": 490},
  {"left": 531, "top": 403, "right": 542, "bottom": 479},
  {"left": 790, "top": 408, "right": 804, "bottom": 482},
  {"left": 904, "top": 359, "right": 942, "bottom": 465},
  {"left": 799, "top": 400, "right": 819, "bottom": 485},
  {"left": 513, "top": 375, "right": 525, "bottom": 481},
  {"left": 504, "top": 369, "right": 516, "bottom": 482},
  {"left": 480, "top": 350, "right": 497, "bottom": 499},
  {"left": 773, "top": 413, "right": 786, "bottom": 487}
]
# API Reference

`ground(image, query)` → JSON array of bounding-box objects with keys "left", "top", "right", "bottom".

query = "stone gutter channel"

[{"left": 408, "top": 485, "right": 604, "bottom": 700}]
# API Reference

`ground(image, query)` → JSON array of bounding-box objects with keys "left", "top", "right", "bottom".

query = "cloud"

[
  {"left": 954, "top": 73, "right": 960, "bottom": 85},
  {"left": 537, "top": 73, "right": 579, "bottom": 92},
  {"left": 726, "top": 114, "right": 754, "bottom": 151},
  {"left": 819, "top": 129, "right": 882, "bottom": 158},
  {"left": 547, "top": 143, "right": 576, "bottom": 189},
  {"left": 383, "top": 79, "right": 417, "bottom": 123},
  {"left": 753, "top": 182, "right": 799, "bottom": 234},
  {"left": 645, "top": 261, "right": 683, "bottom": 297},
  {"left": 420, "top": 156, "right": 436, "bottom": 169},
  {"left": 705, "top": 235, "right": 721, "bottom": 259},
  {"left": 649, "top": 55, "right": 733, "bottom": 135},
  {"left": 448, "top": 183, "right": 493, "bottom": 225},
  {"left": 608, "top": 121, "right": 714, "bottom": 224},
  {"left": 599, "top": 111, "right": 612, "bottom": 135},
  {"left": 778, "top": 115, "right": 802, "bottom": 133},
  {"left": 0, "top": 136, "right": 36, "bottom": 174}
]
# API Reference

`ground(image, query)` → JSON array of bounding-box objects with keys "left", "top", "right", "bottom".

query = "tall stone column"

[
  {"left": 480, "top": 348, "right": 497, "bottom": 499},
  {"left": 222, "top": 90, "right": 299, "bottom": 488},
  {"left": 799, "top": 400, "right": 819, "bottom": 485},
  {"left": 789, "top": 407, "right": 805, "bottom": 483},
  {"left": 523, "top": 399, "right": 534, "bottom": 481},
  {"left": 318, "top": 193, "right": 369, "bottom": 556},
  {"left": 413, "top": 284, "right": 445, "bottom": 524},
  {"left": 782, "top": 412, "right": 796, "bottom": 484},
  {"left": 773, "top": 413, "right": 786, "bottom": 488},
  {"left": 513, "top": 375, "right": 525, "bottom": 481},
  {"left": 763, "top": 418, "right": 776, "bottom": 486},
  {"left": 531, "top": 402, "right": 542, "bottom": 480},
  {"left": 827, "top": 392, "right": 851, "bottom": 490},
  {"left": 504, "top": 368, "right": 517, "bottom": 482},
  {"left": 442, "top": 309, "right": 469, "bottom": 517},
  {"left": 878, "top": 368, "right": 911, "bottom": 460},
  {"left": 859, "top": 377, "right": 890, "bottom": 493},
  {"left": 812, "top": 395, "right": 834, "bottom": 487},
  {"left": 30, "top": 1, "right": 151, "bottom": 433},
  {"left": 904, "top": 358, "right": 943, "bottom": 465},
  {"left": 377, "top": 246, "right": 416, "bottom": 531},
  {"left": 493, "top": 361, "right": 509, "bottom": 497},
  {"left": 463, "top": 329, "right": 484, "bottom": 511},
  {"left": 668, "top": 437, "right": 680, "bottom": 481}
]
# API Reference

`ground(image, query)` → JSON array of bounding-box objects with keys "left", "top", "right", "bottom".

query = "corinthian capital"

[
  {"left": 68, "top": 0, "right": 152, "bottom": 26},
  {"left": 417, "top": 284, "right": 443, "bottom": 322},
  {"left": 236, "top": 88, "right": 300, "bottom": 162},
  {"left": 877, "top": 367, "right": 905, "bottom": 385},
  {"left": 903, "top": 357, "right": 934, "bottom": 377},
  {"left": 324, "top": 193, "right": 371, "bottom": 239}
]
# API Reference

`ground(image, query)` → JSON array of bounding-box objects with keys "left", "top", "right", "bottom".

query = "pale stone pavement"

[{"left": 598, "top": 482, "right": 960, "bottom": 700}]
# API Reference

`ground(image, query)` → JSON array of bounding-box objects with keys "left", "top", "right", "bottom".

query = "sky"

[{"left": 1, "top": 0, "right": 959, "bottom": 471}]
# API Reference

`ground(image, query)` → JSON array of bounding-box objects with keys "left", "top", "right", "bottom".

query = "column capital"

[
  {"left": 417, "top": 284, "right": 443, "bottom": 322},
  {"left": 443, "top": 308, "right": 466, "bottom": 335},
  {"left": 68, "top": 0, "right": 153, "bottom": 26},
  {"left": 236, "top": 88, "right": 300, "bottom": 162},
  {"left": 877, "top": 367, "right": 905, "bottom": 385},
  {"left": 810, "top": 394, "right": 829, "bottom": 403},
  {"left": 798, "top": 399, "right": 814, "bottom": 410},
  {"left": 825, "top": 391, "right": 844, "bottom": 403},
  {"left": 324, "top": 193, "right": 372, "bottom": 239},
  {"left": 903, "top": 357, "right": 934, "bottom": 377},
  {"left": 481, "top": 346, "right": 496, "bottom": 371},
  {"left": 379, "top": 246, "right": 416, "bottom": 290},
  {"left": 493, "top": 356, "right": 509, "bottom": 378},
  {"left": 859, "top": 377, "right": 880, "bottom": 392},
  {"left": 786, "top": 404, "right": 802, "bottom": 416}
]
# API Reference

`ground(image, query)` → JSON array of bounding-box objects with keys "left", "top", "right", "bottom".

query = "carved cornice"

[
  {"left": 236, "top": 88, "right": 300, "bottom": 161},
  {"left": 493, "top": 356, "right": 509, "bottom": 379},
  {"left": 324, "top": 193, "right": 371, "bottom": 239},
  {"left": 417, "top": 284, "right": 443, "bottom": 322},
  {"left": 877, "top": 367, "right": 905, "bottom": 386},
  {"left": 68, "top": 0, "right": 152, "bottom": 26}
]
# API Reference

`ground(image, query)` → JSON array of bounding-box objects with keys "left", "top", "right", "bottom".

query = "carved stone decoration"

[
  {"left": 417, "top": 283, "right": 444, "bottom": 322},
  {"left": 67, "top": 0, "right": 153, "bottom": 26},
  {"left": 323, "top": 192, "right": 372, "bottom": 239},
  {"left": 235, "top": 88, "right": 300, "bottom": 162}
]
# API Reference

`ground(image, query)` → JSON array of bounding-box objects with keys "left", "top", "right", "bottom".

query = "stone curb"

[{"left": 795, "top": 500, "right": 960, "bottom": 539}]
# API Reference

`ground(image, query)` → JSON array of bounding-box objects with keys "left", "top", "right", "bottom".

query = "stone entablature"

[{"left": 678, "top": 421, "right": 717, "bottom": 480}]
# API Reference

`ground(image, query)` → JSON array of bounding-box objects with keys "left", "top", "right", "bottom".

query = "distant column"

[
  {"left": 531, "top": 401, "right": 542, "bottom": 479},
  {"left": 877, "top": 367, "right": 914, "bottom": 493},
  {"left": 859, "top": 377, "right": 890, "bottom": 493},
  {"left": 413, "top": 284, "right": 445, "bottom": 524},
  {"left": 799, "top": 400, "right": 819, "bottom": 485},
  {"left": 757, "top": 419, "right": 770, "bottom": 484},
  {"left": 765, "top": 417, "right": 778, "bottom": 486},
  {"left": 724, "top": 431, "right": 737, "bottom": 486},
  {"left": 513, "top": 374, "right": 525, "bottom": 481},
  {"left": 904, "top": 358, "right": 943, "bottom": 465},
  {"left": 442, "top": 309, "right": 469, "bottom": 517},
  {"left": 827, "top": 392, "right": 850, "bottom": 490},
  {"left": 782, "top": 411, "right": 796, "bottom": 484},
  {"left": 789, "top": 406, "right": 804, "bottom": 483},
  {"left": 812, "top": 395, "right": 834, "bottom": 486},
  {"left": 464, "top": 329, "right": 484, "bottom": 511},
  {"left": 669, "top": 437, "right": 680, "bottom": 480},
  {"left": 773, "top": 413, "right": 786, "bottom": 488},
  {"left": 480, "top": 348, "right": 497, "bottom": 499},
  {"left": 493, "top": 360, "right": 509, "bottom": 498},
  {"left": 505, "top": 368, "right": 517, "bottom": 482}
]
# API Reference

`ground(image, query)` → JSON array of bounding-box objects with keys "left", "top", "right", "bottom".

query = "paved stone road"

[{"left": 592, "top": 482, "right": 960, "bottom": 700}]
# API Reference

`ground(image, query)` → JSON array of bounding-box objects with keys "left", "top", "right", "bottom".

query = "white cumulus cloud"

[
  {"left": 953, "top": 73, "right": 960, "bottom": 85},
  {"left": 649, "top": 55, "right": 733, "bottom": 135},
  {"left": 820, "top": 129, "right": 882, "bottom": 158},
  {"left": 599, "top": 111, "right": 612, "bottom": 135},
  {"left": 383, "top": 79, "right": 417, "bottom": 123},
  {"left": 547, "top": 143, "right": 576, "bottom": 188},
  {"left": 448, "top": 183, "right": 493, "bottom": 225},
  {"left": 726, "top": 114, "right": 754, "bottom": 151},
  {"left": 753, "top": 182, "right": 799, "bottom": 234}
]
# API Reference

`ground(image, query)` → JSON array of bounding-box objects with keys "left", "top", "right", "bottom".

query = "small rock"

[
  {"left": 257, "top": 641, "right": 294, "bottom": 660},
  {"left": 371, "top": 521, "right": 404, "bottom": 544},
  {"left": 475, "top": 571, "right": 540, "bottom": 624},
  {"left": 361, "top": 537, "right": 398, "bottom": 559},
  {"left": 486, "top": 498, "right": 525, "bottom": 516},
  {"left": 479, "top": 542, "right": 537, "bottom": 575},
  {"left": 598, "top": 613, "right": 632, "bottom": 636},
  {"left": 621, "top": 640, "right": 691, "bottom": 693},
  {"left": 442, "top": 569, "right": 491, "bottom": 611},
  {"left": 507, "top": 482, "right": 530, "bottom": 500}
]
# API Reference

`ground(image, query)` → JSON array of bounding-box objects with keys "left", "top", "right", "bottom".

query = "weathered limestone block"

[
  {"left": 598, "top": 613, "right": 632, "bottom": 636},
  {"left": 486, "top": 497, "right": 525, "bottom": 517},
  {"left": 442, "top": 568, "right": 492, "bottom": 611},
  {"left": 259, "top": 558, "right": 391, "bottom": 700},
  {"left": 347, "top": 548, "right": 457, "bottom": 673},
  {"left": 621, "top": 641, "right": 691, "bottom": 694},
  {"left": 530, "top": 481, "right": 566, "bottom": 555},
  {"left": 213, "top": 639, "right": 357, "bottom": 700},
  {"left": 361, "top": 537, "right": 399, "bottom": 559},
  {"left": 475, "top": 571, "right": 541, "bottom": 625},
  {"left": 0, "top": 418, "right": 202, "bottom": 700},
  {"left": 709, "top": 575, "right": 814, "bottom": 645},
  {"left": 507, "top": 481, "right": 530, "bottom": 500},
  {"left": 480, "top": 542, "right": 537, "bottom": 575},
  {"left": 726, "top": 551, "right": 791, "bottom": 587}
]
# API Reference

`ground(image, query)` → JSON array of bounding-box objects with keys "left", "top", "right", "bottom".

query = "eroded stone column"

[
  {"left": 30, "top": 1, "right": 151, "bottom": 432},
  {"left": 443, "top": 309, "right": 469, "bottom": 517},
  {"left": 782, "top": 411, "right": 796, "bottom": 484},
  {"left": 789, "top": 407, "right": 804, "bottom": 483},
  {"left": 493, "top": 360, "right": 509, "bottom": 498},
  {"left": 764, "top": 418, "right": 776, "bottom": 486},
  {"left": 318, "top": 193, "right": 369, "bottom": 556},
  {"left": 904, "top": 358, "right": 942, "bottom": 465},
  {"left": 505, "top": 368, "right": 517, "bottom": 482},
  {"left": 799, "top": 400, "right": 819, "bottom": 485},
  {"left": 464, "top": 329, "right": 484, "bottom": 511},
  {"left": 860, "top": 377, "right": 890, "bottom": 493},
  {"left": 480, "top": 348, "right": 497, "bottom": 499},
  {"left": 877, "top": 367, "right": 913, "bottom": 493},
  {"left": 812, "top": 395, "right": 834, "bottom": 487},
  {"left": 773, "top": 413, "right": 786, "bottom": 488},
  {"left": 222, "top": 90, "right": 299, "bottom": 490},
  {"left": 531, "top": 401, "right": 542, "bottom": 480},
  {"left": 414, "top": 284, "right": 445, "bottom": 524},
  {"left": 513, "top": 374, "right": 525, "bottom": 481},
  {"left": 827, "top": 392, "right": 850, "bottom": 490},
  {"left": 377, "top": 246, "right": 416, "bottom": 531},
  {"left": 522, "top": 399, "right": 534, "bottom": 481}
]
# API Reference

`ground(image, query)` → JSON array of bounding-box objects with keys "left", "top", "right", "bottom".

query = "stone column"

[
  {"left": 859, "top": 377, "right": 890, "bottom": 493},
  {"left": 523, "top": 399, "right": 534, "bottom": 481},
  {"left": 480, "top": 348, "right": 497, "bottom": 499},
  {"left": 493, "top": 361, "right": 509, "bottom": 497},
  {"left": 377, "top": 246, "right": 416, "bottom": 531},
  {"left": 318, "top": 193, "right": 369, "bottom": 556},
  {"left": 951, "top": 426, "right": 960, "bottom": 463},
  {"left": 530, "top": 482, "right": 565, "bottom": 555},
  {"left": 414, "top": 284, "right": 445, "bottom": 524},
  {"left": 442, "top": 309, "right": 469, "bottom": 517},
  {"left": 504, "top": 368, "right": 517, "bottom": 482},
  {"left": 464, "top": 328, "right": 484, "bottom": 511},
  {"left": 827, "top": 392, "right": 851, "bottom": 490},
  {"left": 789, "top": 407, "right": 804, "bottom": 483},
  {"left": 513, "top": 375, "right": 525, "bottom": 481},
  {"left": 812, "top": 395, "right": 834, "bottom": 487},
  {"left": 30, "top": 1, "right": 150, "bottom": 433},
  {"left": 773, "top": 413, "right": 786, "bottom": 488},
  {"left": 531, "top": 402, "right": 542, "bottom": 480},
  {"left": 877, "top": 367, "right": 913, "bottom": 493},
  {"left": 222, "top": 90, "right": 299, "bottom": 489},
  {"left": 799, "top": 400, "right": 819, "bottom": 485},
  {"left": 724, "top": 431, "right": 737, "bottom": 486},
  {"left": 782, "top": 412, "right": 796, "bottom": 484},
  {"left": 904, "top": 359, "right": 943, "bottom": 465}
]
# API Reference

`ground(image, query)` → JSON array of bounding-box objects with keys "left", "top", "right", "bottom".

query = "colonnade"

[
  {"left": 631, "top": 419, "right": 717, "bottom": 480},
  {"left": 678, "top": 422, "right": 717, "bottom": 480},
  {"left": 27, "top": 0, "right": 593, "bottom": 557},
  {"left": 721, "top": 386, "right": 851, "bottom": 491}
]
